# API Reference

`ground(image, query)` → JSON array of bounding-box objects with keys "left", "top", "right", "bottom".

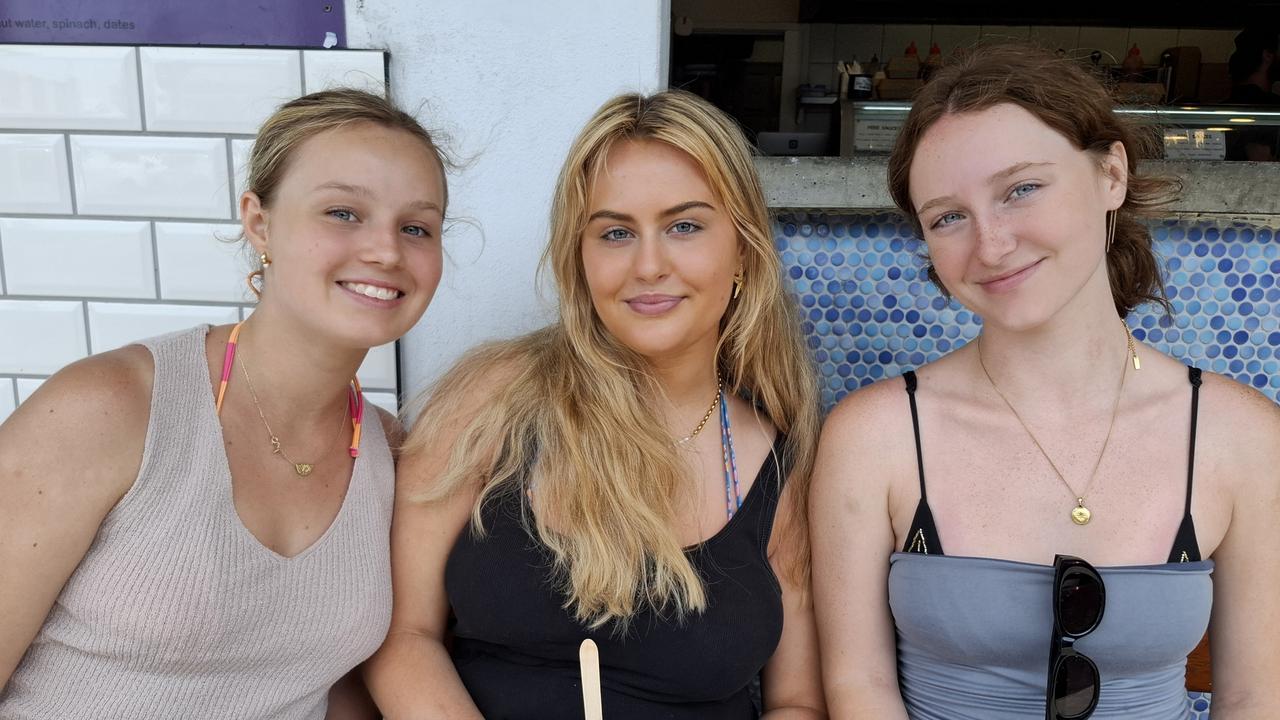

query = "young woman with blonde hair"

[
  {"left": 811, "top": 44, "right": 1280, "bottom": 719},
  {"left": 0, "top": 88, "right": 450, "bottom": 718},
  {"left": 365, "top": 89, "right": 825, "bottom": 719}
]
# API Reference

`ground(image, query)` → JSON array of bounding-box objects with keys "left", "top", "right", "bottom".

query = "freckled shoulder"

[
  {"left": 0, "top": 343, "right": 155, "bottom": 522},
  {"left": 822, "top": 371, "right": 917, "bottom": 449},
  {"left": 1197, "top": 371, "right": 1280, "bottom": 493},
  {"left": 815, "top": 369, "right": 926, "bottom": 500}
]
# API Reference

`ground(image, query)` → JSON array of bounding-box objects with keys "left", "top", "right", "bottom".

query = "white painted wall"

[{"left": 346, "top": 0, "right": 671, "bottom": 397}]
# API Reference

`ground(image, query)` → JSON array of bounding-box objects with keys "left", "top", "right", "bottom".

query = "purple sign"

[{"left": 0, "top": 0, "right": 344, "bottom": 48}]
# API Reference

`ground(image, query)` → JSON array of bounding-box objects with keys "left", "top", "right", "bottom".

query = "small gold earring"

[
  {"left": 246, "top": 269, "right": 264, "bottom": 298},
  {"left": 259, "top": 251, "right": 272, "bottom": 268},
  {"left": 732, "top": 268, "right": 745, "bottom": 299}
]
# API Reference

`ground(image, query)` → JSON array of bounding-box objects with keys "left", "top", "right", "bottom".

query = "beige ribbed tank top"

[{"left": 0, "top": 325, "right": 394, "bottom": 719}]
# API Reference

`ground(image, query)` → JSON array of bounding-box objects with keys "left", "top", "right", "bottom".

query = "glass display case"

[{"left": 843, "top": 101, "right": 1280, "bottom": 160}]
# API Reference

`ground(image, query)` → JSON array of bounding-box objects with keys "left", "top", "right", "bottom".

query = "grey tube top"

[{"left": 888, "top": 553, "right": 1214, "bottom": 720}]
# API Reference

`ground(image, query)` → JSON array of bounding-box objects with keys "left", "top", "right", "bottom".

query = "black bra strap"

[
  {"left": 902, "top": 371, "right": 944, "bottom": 555},
  {"left": 1169, "top": 366, "right": 1203, "bottom": 563},
  {"left": 1185, "top": 366, "right": 1202, "bottom": 517},
  {"left": 903, "top": 370, "right": 927, "bottom": 502}
]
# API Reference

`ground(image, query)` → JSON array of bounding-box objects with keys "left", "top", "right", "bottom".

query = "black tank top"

[
  {"left": 901, "top": 366, "right": 1203, "bottom": 563},
  {"left": 444, "top": 433, "right": 790, "bottom": 720}
]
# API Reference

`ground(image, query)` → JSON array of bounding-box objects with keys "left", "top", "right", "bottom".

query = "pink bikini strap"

[
  {"left": 214, "top": 322, "right": 243, "bottom": 415},
  {"left": 216, "top": 321, "right": 364, "bottom": 459}
]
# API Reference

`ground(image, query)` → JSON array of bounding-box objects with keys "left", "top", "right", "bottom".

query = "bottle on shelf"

[
  {"left": 921, "top": 42, "right": 942, "bottom": 80},
  {"left": 888, "top": 41, "right": 921, "bottom": 80},
  {"left": 1121, "top": 43, "right": 1144, "bottom": 79}
]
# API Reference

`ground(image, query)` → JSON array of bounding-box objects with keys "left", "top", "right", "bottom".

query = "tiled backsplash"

[
  {"left": 0, "top": 44, "right": 397, "bottom": 422},
  {"left": 805, "top": 24, "right": 1240, "bottom": 93},
  {"left": 776, "top": 212, "right": 1280, "bottom": 410}
]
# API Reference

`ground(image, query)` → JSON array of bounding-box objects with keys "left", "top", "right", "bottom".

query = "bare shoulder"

[
  {"left": 813, "top": 369, "right": 919, "bottom": 503},
  {"left": 1198, "top": 371, "right": 1280, "bottom": 483},
  {"left": 822, "top": 370, "right": 915, "bottom": 447},
  {"left": 1198, "top": 371, "right": 1280, "bottom": 440},
  {"left": 813, "top": 357, "right": 963, "bottom": 503},
  {"left": 0, "top": 344, "right": 155, "bottom": 504},
  {"left": 3, "top": 345, "right": 154, "bottom": 438}
]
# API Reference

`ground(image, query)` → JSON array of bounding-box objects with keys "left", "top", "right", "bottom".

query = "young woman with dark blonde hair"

[
  {"left": 811, "top": 44, "right": 1280, "bottom": 719},
  {"left": 365, "top": 89, "right": 825, "bottom": 719},
  {"left": 0, "top": 88, "right": 450, "bottom": 718}
]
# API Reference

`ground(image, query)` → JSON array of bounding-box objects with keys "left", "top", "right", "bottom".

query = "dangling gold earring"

[
  {"left": 246, "top": 250, "right": 271, "bottom": 298},
  {"left": 732, "top": 267, "right": 745, "bottom": 299},
  {"left": 1105, "top": 210, "right": 1117, "bottom": 253},
  {"left": 246, "top": 269, "right": 264, "bottom": 297}
]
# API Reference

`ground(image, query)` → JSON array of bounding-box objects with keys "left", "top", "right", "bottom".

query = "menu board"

[
  {"left": 0, "top": 0, "right": 344, "bottom": 48},
  {"left": 1163, "top": 129, "right": 1227, "bottom": 161},
  {"left": 854, "top": 116, "right": 904, "bottom": 152}
]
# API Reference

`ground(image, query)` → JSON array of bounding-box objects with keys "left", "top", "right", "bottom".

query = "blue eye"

[
  {"left": 670, "top": 221, "right": 701, "bottom": 235},
  {"left": 402, "top": 225, "right": 429, "bottom": 238},
  {"left": 931, "top": 211, "right": 963, "bottom": 229},
  {"left": 328, "top": 208, "right": 357, "bottom": 222},
  {"left": 601, "top": 227, "right": 633, "bottom": 242},
  {"left": 1009, "top": 182, "right": 1040, "bottom": 200}
]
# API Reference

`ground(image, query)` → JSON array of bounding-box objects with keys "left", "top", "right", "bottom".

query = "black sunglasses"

[{"left": 1046, "top": 554, "right": 1106, "bottom": 720}]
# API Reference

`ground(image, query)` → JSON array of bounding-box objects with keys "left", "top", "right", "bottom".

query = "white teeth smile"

[{"left": 340, "top": 282, "right": 402, "bottom": 301}]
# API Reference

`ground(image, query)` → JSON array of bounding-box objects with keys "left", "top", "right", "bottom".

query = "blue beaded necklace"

[{"left": 719, "top": 390, "right": 742, "bottom": 519}]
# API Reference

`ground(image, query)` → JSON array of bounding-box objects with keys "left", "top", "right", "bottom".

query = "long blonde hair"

[{"left": 405, "top": 90, "right": 819, "bottom": 629}]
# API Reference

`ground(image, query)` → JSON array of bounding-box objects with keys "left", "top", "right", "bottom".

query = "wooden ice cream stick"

[{"left": 579, "top": 638, "right": 603, "bottom": 720}]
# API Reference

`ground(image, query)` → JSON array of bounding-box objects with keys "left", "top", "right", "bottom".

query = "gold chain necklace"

[
  {"left": 976, "top": 320, "right": 1140, "bottom": 526},
  {"left": 238, "top": 353, "right": 349, "bottom": 477},
  {"left": 674, "top": 372, "right": 724, "bottom": 447}
]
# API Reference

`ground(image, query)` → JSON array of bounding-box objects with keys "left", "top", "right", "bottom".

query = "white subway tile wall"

[
  {"left": 231, "top": 138, "right": 254, "bottom": 219},
  {"left": 70, "top": 135, "right": 231, "bottom": 219},
  {"left": 87, "top": 302, "right": 241, "bottom": 352},
  {"left": 1, "top": 218, "right": 155, "bottom": 298},
  {"left": 0, "top": 44, "right": 398, "bottom": 417},
  {"left": 14, "top": 378, "right": 44, "bottom": 404},
  {"left": 0, "top": 300, "right": 88, "bottom": 374},
  {"left": 0, "top": 45, "right": 142, "bottom": 131},
  {"left": 303, "top": 50, "right": 386, "bottom": 95},
  {"left": 0, "top": 134, "right": 73, "bottom": 214},
  {"left": 154, "top": 222, "right": 250, "bottom": 302},
  {"left": 0, "top": 379, "right": 14, "bottom": 423},
  {"left": 140, "top": 47, "right": 302, "bottom": 134}
]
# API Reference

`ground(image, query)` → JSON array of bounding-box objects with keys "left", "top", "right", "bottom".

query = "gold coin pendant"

[{"left": 1070, "top": 503, "right": 1092, "bottom": 526}]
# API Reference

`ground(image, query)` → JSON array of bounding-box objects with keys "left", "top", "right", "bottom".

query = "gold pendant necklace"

[
  {"left": 674, "top": 372, "right": 724, "bottom": 447},
  {"left": 239, "top": 352, "right": 348, "bottom": 477},
  {"left": 976, "top": 319, "right": 1140, "bottom": 525},
  {"left": 1071, "top": 499, "right": 1092, "bottom": 526}
]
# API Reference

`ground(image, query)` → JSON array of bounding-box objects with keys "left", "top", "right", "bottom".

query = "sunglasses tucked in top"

[{"left": 883, "top": 368, "right": 1214, "bottom": 720}]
